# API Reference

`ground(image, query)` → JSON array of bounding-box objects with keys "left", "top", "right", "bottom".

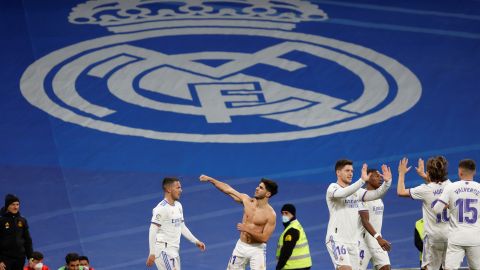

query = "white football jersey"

[
  {"left": 326, "top": 183, "right": 366, "bottom": 244},
  {"left": 358, "top": 195, "right": 384, "bottom": 235},
  {"left": 410, "top": 180, "right": 451, "bottom": 242},
  {"left": 438, "top": 180, "right": 480, "bottom": 246},
  {"left": 151, "top": 199, "right": 184, "bottom": 248}
]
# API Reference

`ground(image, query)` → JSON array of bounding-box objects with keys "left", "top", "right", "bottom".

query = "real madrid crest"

[
  {"left": 5, "top": 222, "right": 9, "bottom": 229},
  {"left": 20, "top": 0, "right": 421, "bottom": 143}
]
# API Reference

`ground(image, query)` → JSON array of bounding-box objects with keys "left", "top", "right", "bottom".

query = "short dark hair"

[
  {"left": 459, "top": 159, "right": 476, "bottom": 172},
  {"left": 162, "top": 177, "right": 180, "bottom": 191},
  {"left": 65, "top": 253, "right": 80, "bottom": 264},
  {"left": 426, "top": 156, "right": 448, "bottom": 183},
  {"left": 79, "top": 255, "right": 89, "bottom": 262},
  {"left": 31, "top": 251, "right": 44, "bottom": 260},
  {"left": 335, "top": 159, "right": 353, "bottom": 171},
  {"left": 367, "top": 168, "right": 378, "bottom": 175},
  {"left": 261, "top": 178, "right": 278, "bottom": 197}
]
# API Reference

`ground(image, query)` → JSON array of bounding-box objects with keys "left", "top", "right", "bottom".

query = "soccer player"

[
  {"left": 146, "top": 177, "right": 206, "bottom": 270},
  {"left": 358, "top": 169, "right": 392, "bottom": 270},
  {"left": 199, "top": 174, "right": 277, "bottom": 270},
  {"left": 326, "top": 160, "right": 392, "bottom": 270},
  {"left": 397, "top": 157, "right": 450, "bottom": 270},
  {"left": 433, "top": 159, "right": 480, "bottom": 269}
]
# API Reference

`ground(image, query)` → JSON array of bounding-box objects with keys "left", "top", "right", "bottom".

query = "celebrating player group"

[
  {"left": 327, "top": 157, "right": 479, "bottom": 270},
  {"left": 146, "top": 157, "right": 478, "bottom": 270}
]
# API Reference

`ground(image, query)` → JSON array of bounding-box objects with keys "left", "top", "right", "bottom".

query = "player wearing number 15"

[
  {"left": 433, "top": 159, "right": 480, "bottom": 270},
  {"left": 397, "top": 157, "right": 451, "bottom": 270}
]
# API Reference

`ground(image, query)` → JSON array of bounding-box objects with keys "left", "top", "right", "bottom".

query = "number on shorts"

[
  {"left": 230, "top": 255, "right": 237, "bottom": 265},
  {"left": 335, "top": 245, "right": 347, "bottom": 256},
  {"left": 359, "top": 249, "right": 365, "bottom": 260},
  {"left": 455, "top": 198, "right": 478, "bottom": 224}
]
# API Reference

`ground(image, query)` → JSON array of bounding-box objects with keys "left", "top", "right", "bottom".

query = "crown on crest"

[{"left": 69, "top": 0, "right": 328, "bottom": 32}]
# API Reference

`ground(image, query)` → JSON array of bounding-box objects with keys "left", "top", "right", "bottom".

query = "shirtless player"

[{"left": 199, "top": 175, "right": 278, "bottom": 270}]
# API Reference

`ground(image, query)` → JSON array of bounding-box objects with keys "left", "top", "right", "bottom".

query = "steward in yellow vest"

[
  {"left": 414, "top": 218, "right": 425, "bottom": 269},
  {"left": 276, "top": 204, "right": 312, "bottom": 270}
]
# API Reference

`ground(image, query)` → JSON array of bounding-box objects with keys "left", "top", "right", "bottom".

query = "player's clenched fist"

[{"left": 199, "top": 174, "right": 212, "bottom": 182}]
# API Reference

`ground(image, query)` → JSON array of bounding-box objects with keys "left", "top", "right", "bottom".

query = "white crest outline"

[{"left": 20, "top": 27, "right": 421, "bottom": 143}]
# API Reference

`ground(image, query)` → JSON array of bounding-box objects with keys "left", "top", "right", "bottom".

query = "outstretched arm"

[
  {"left": 397, "top": 158, "right": 412, "bottom": 197},
  {"left": 237, "top": 214, "right": 276, "bottom": 243},
  {"left": 359, "top": 211, "right": 391, "bottom": 251},
  {"left": 329, "top": 164, "right": 370, "bottom": 198},
  {"left": 362, "top": 164, "right": 392, "bottom": 201},
  {"left": 330, "top": 178, "right": 365, "bottom": 198},
  {"left": 199, "top": 174, "right": 249, "bottom": 203}
]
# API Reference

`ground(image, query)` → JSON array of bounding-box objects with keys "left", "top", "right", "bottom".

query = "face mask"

[
  {"left": 281, "top": 215, "right": 290, "bottom": 223},
  {"left": 34, "top": 263, "right": 43, "bottom": 270}
]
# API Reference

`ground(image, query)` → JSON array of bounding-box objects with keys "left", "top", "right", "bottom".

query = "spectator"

[
  {"left": 0, "top": 194, "right": 33, "bottom": 270},
  {"left": 57, "top": 253, "right": 83, "bottom": 270},
  {"left": 78, "top": 256, "right": 93, "bottom": 270},
  {"left": 24, "top": 251, "right": 49, "bottom": 270}
]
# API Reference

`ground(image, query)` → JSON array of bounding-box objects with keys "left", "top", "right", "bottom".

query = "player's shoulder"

[
  {"left": 413, "top": 183, "right": 430, "bottom": 191},
  {"left": 357, "top": 187, "right": 367, "bottom": 194},
  {"left": 447, "top": 181, "right": 463, "bottom": 188},
  {"left": 153, "top": 199, "right": 170, "bottom": 209},
  {"left": 174, "top": 200, "right": 183, "bottom": 208},
  {"left": 327, "top": 182, "right": 340, "bottom": 190},
  {"left": 268, "top": 204, "right": 276, "bottom": 218}
]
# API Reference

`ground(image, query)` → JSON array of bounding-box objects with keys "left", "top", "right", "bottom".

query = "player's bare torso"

[{"left": 240, "top": 198, "right": 275, "bottom": 244}]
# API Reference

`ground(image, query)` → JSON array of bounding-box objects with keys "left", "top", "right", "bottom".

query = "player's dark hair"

[
  {"left": 459, "top": 159, "right": 476, "bottom": 172},
  {"left": 261, "top": 178, "right": 278, "bottom": 197},
  {"left": 335, "top": 159, "right": 353, "bottom": 171},
  {"left": 162, "top": 177, "right": 180, "bottom": 191},
  {"left": 426, "top": 156, "right": 448, "bottom": 183},
  {"left": 79, "top": 255, "right": 89, "bottom": 263},
  {"left": 367, "top": 168, "right": 378, "bottom": 175},
  {"left": 65, "top": 253, "right": 79, "bottom": 264}
]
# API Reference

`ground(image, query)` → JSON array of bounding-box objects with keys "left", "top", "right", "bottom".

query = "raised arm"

[
  {"left": 237, "top": 212, "right": 276, "bottom": 243},
  {"left": 362, "top": 164, "right": 392, "bottom": 201},
  {"left": 415, "top": 158, "right": 429, "bottom": 183},
  {"left": 359, "top": 210, "right": 391, "bottom": 251},
  {"left": 397, "top": 158, "right": 412, "bottom": 197},
  {"left": 330, "top": 178, "right": 365, "bottom": 198},
  {"left": 329, "top": 164, "right": 370, "bottom": 198},
  {"left": 199, "top": 174, "right": 249, "bottom": 203}
]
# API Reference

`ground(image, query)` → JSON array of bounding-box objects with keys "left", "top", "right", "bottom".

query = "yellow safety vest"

[
  {"left": 276, "top": 220, "right": 312, "bottom": 269},
  {"left": 415, "top": 219, "right": 425, "bottom": 261}
]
